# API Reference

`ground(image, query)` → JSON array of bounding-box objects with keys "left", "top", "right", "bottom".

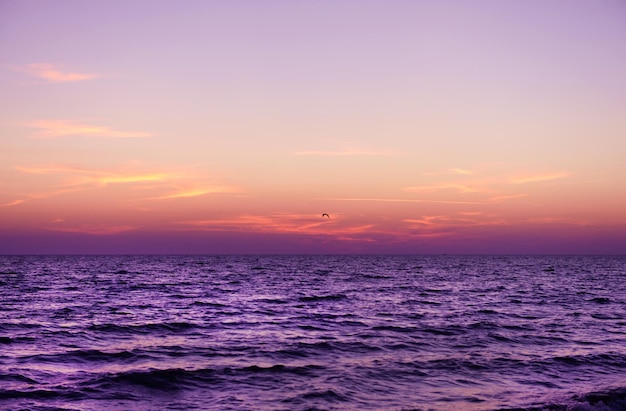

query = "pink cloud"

[
  {"left": 28, "top": 120, "right": 152, "bottom": 139},
  {"left": 294, "top": 149, "right": 399, "bottom": 156},
  {"left": 510, "top": 172, "right": 570, "bottom": 184},
  {"left": 14, "top": 63, "right": 98, "bottom": 83},
  {"left": 45, "top": 224, "right": 138, "bottom": 235}
]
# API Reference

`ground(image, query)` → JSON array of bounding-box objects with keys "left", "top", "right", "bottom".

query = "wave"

[
  {"left": 551, "top": 352, "right": 626, "bottom": 368},
  {"left": 98, "top": 368, "right": 216, "bottom": 391},
  {"left": 42, "top": 364, "right": 327, "bottom": 395},
  {"left": 298, "top": 293, "right": 348, "bottom": 302},
  {"left": 498, "top": 386, "right": 626, "bottom": 411},
  {"left": 19, "top": 348, "right": 154, "bottom": 366},
  {"left": 575, "top": 387, "right": 626, "bottom": 410},
  {"left": 0, "top": 388, "right": 82, "bottom": 401},
  {"left": 292, "top": 388, "right": 351, "bottom": 403},
  {"left": 87, "top": 321, "right": 201, "bottom": 334}
]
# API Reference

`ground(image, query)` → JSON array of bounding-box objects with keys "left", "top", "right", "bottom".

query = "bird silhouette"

[{"left": 322, "top": 213, "right": 330, "bottom": 218}]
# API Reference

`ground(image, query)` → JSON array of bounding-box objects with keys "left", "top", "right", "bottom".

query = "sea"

[{"left": 1, "top": 255, "right": 625, "bottom": 411}]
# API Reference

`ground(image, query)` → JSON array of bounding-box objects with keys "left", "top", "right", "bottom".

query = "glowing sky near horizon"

[{"left": 1, "top": 0, "right": 625, "bottom": 254}]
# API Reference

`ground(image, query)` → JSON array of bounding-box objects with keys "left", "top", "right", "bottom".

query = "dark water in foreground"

[{"left": 1, "top": 255, "right": 626, "bottom": 411}]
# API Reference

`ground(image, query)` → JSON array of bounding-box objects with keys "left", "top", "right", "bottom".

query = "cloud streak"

[
  {"left": 178, "top": 214, "right": 331, "bottom": 233},
  {"left": 7, "top": 163, "right": 239, "bottom": 207},
  {"left": 321, "top": 197, "right": 487, "bottom": 205},
  {"left": 510, "top": 172, "right": 570, "bottom": 184},
  {"left": 0, "top": 187, "right": 88, "bottom": 207},
  {"left": 28, "top": 120, "right": 152, "bottom": 139},
  {"left": 402, "top": 168, "right": 571, "bottom": 204},
  {"left": 424, "top": 168, "right": 475, "bottom": 176},
  {"left": 45, "top": 224, "right": 138, "bottom": 235},
  {"left": 294, "top": 149, "right": 400, "bottom": 156},
  {"left": 16, "top": 165, "right": 172, "bottom": 187},
  {"left": 405, "top": 183, "right": 485, "bottom": 194},
  {"left": 176, "top": 213, "right": 383, "bottom": 241},
  {"left": 14, "top": 63, "right": 98, "bottom": 83},
  {"left": 150, "top": 186, "right": 239, "bottom": 200}
]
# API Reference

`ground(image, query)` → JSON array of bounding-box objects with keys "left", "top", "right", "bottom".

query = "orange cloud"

[
  {"left": 487, "top": 193, "right": 529, "bottom": 203},
  {"left": 14, "top": 165, "right": 76, "bottom": 175},
  {"left": 321, "top": 197, "right": 485, "bottom": 205},
  {"left": 15, "top": 165, "right": 171, "bottom": 187},
  {"left": 447, "top": 168, "right": 474, "bottom": 175},
  {"left": 405, "top": 183, "right": 485, "bottom": 194},
  {"left": 178, "top": 214, "right": 330, "bottom": 233},
  {"left": 97, "top": 173, "right": 169, "bottom": 185},
  {"left": 176, "top": 212, "right": 471, "bottom": 244},
  {"left": 45, "top": 224, "right": 138, "bottom": 235},
  {"left": 150, "top": 186, "right": 239, "bottom": 200},
  {"left": 510, "top": 172, "right": 570, "bottom": 184},
  {"left": 1, "top": 198, "right": 29, "bottom": 207},
  {"left": 14, "top": 63, "right": 98, "bottom": 83},
  {"left": 403, "top": 215, "right": 505, "bottom": 229},
  {"left": 28, "top": 120, "right": 152, "bottom": 139},
  {"left": 8, "top": 163, "right": 239, "bottom": 207},
  {"left": 176, "top": 213, "right": 386, "bottom": 240},
  {"left": 424, "top": 168, "right": 475, "bottom": 176},
  {"left": 403, "top": 167, "right": 570, "bottom": 208},
  {"left": 0, "top": 187, "right": 86, "bottom": 207},
  {"left": 294, "top": 150, "right": 399, "bottom": 156}
]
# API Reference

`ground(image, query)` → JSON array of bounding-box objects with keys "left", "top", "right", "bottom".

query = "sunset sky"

[{"left": 1, "top": 0, "right": 625, "bottom": 254}]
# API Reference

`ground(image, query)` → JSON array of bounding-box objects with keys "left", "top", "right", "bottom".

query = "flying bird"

[{"left": 322, "top": 213, "right": 330, "bottom": 218}]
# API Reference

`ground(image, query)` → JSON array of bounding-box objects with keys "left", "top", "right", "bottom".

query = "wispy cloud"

[
  {"left": 7, "top": 163, "right": 240, "bottom": 207},
  {"left": 16, "top": 165, "right": 171, "bottom": 187},
  {"left": 0, "top": 187, "right": 87, "bottom": 207},
  {"left": 294, "top": 148, "right": 400, "bottom": 156},
  {"left": 403, "top": 215, "right": 505, "bottom": 228},
  {"left": 45, "top": 224, "right": 138, "bottom": 235},
  {"left": 1, "top": 198, "right": 29, "bottom": 207},
  {"left": 28, "top": 120, "right": 152, "bottom": 139},
  {"left": 510, "top": 172, "right": 570, "bottom": 184},
  {"left": 150, "top": 186, "right": 239, "bottom": 200},
  {"left": 424, "top": 168, "right": 475, "bottom": 176},
  {"left": 403, "top": 167, "right": 570, "bottom": 206},
  {"left": 405, "top": 183, "right": 485, "bottom": 194},
  {"left": 97, "top": 173, "right": 168, "bottom": 185},
  {"left": 321, "top": 197, "right": 486, "bottom": 205},
  {"left": 447, "top": 168, "right": 474, "bottom": 175},
  {"left": 486, "top": 193, "right": 529, "bottom": 203},
  {"left": 176, "top": 213, "right": 385, "bottom": 241},
  {"left": 320, "top": 194, "right": 528, "bottom": 205},
  {"left": 178, "top": 214, "right": 331, "bottom": 233},
  {"left": 14, "top": 63, "right": 98, "bottom": 83},
  {"left": 523, "top": 217, "right": 593, "bottom": 225}
]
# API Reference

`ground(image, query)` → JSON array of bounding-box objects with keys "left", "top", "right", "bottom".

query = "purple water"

[{"left": 1, "top": 255, "right": 625, "bottom": 410}]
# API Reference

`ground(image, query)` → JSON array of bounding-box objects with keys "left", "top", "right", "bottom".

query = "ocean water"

[{"left": 1, "top": 255, "right": 625, "bottom": 411}]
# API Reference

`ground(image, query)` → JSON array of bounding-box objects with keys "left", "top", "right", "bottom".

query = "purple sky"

[{"left": 1, "top": 1, "right": 625, "bottom": 254}]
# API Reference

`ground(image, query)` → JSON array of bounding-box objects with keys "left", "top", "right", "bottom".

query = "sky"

[{"left": 1, "top": 0, "right": 625, "bottom": 254}]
